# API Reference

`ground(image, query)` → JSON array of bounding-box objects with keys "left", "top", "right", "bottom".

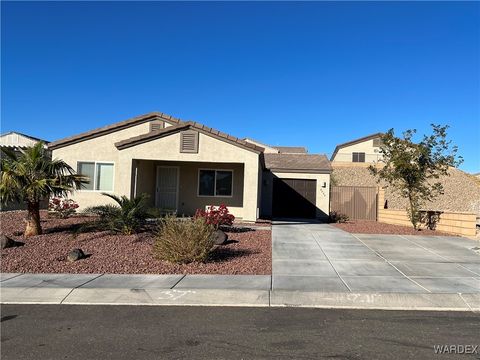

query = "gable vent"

[
  {"left": 180, "top": 130, "right": 199, "bottom": 153},
  {"left": 150, "top": 120, "right": 164, "bottom": 132}
]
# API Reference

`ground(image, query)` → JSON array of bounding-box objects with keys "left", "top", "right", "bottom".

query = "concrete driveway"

[{"left": 272, "top": 221, "right": 480, "bottom": 293}]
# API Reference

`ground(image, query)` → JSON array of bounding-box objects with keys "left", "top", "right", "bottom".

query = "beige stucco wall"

[
  {"left": 51, "top": 122, "right": 152, "bottom": 208},
  {"left": 332, "top": 139, "right": 382, "bottom": 163},
  {"left": 261, "top": 171, "right": 331, "bottom": 219},
  {"left": 135, "top": 161, "right": 244, "bottom": 217},
  {"left": 51, "top": 124, "right": 260, "bottom": 221}
]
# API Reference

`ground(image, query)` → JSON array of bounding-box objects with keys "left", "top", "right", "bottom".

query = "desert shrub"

[
  {"left": 48, "top": 197, "right": 79, "bottom": 218},
  {"left": 194, "top": 204, "right": 235, "bottom": 230},
  {"left": 154, "top": 215, "right": 215, "bottom": 263},
  {"left": 329, "top": 211, "right": 349, "bottom": 223},
  {"left": 83, "top": 193, "right": 149, "bottom": 235}
]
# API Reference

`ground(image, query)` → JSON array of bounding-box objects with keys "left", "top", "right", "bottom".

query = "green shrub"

[
  {"left": 83, "top": 193, "right": 149, "bottom": 235},
  {"left": 154, "top": 215, "right": 215, "bottom": 264}
]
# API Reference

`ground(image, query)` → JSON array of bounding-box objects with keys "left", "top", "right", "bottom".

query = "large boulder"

[
  {"left": 0, "top": 234, "right": 24, "bottom": 249},
  {"left": 67, "top": 248, "right": 86, "bottom": 262},
  {"left": 211, "top": 229, "right": 228, "bottom": 245}
]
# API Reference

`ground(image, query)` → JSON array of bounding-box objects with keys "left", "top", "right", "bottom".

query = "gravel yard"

[
  {"left": 0, "top": 211, "right": 271, "bottom": 275},
  {"left": 333, "top": 220, "right": 457, "bottom": 236},
  {"left": 332, "top": 166, "right": 480, "bottom": 215}
]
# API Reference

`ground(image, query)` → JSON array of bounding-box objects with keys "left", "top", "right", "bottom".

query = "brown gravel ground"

[
  {"left": 332, "top": 167, "right": 480, "bottom": 215},
  {"left": 0, "top": 211, "right": 271, "bottom": 275},
  {"left": 333, "top": 220, "right": 457, "bottom": 236}
]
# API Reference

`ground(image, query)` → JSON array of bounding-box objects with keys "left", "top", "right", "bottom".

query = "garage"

[{"left": 272, "top": 178, "right": 317, "bottom": 218}]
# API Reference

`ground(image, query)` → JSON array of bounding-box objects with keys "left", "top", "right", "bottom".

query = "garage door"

[{"left": 272, "top": 178, "right": 317, "bottom": 218}]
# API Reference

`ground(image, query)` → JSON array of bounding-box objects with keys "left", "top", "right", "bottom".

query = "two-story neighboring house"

[{"left": 330, "top": 133, "right": 383, "bottom": 164}]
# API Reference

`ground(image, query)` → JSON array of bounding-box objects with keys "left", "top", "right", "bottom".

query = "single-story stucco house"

[
  {"left": 330, "top": 133, "right": 383, "bottom": 164},
  {"left": 48, "top": 112, "right": 332, "bottom": 222}
]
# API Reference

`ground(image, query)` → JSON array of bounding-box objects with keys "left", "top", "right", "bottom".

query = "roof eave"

[{"left": 48, "top": 112, "right": 182, "bottom": 150}]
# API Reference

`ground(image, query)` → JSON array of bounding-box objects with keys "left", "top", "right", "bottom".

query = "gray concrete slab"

[
  {"left": 320, "top": 246, "right": 380, "bottom": 261},
  {"left": 270, "top": 291, "right": 471, "bottom": 311},
  {"left": 331, "top": 260, "right": 403, "bottom": 277},
  {"left": 79, "top": 274, "right": 184, "bottom": 289},
  {"left": 272, "top": 260, "right": 337, "bottom": 276},
  {"left": 63, "top": 288, "right": 270, "bottom": 307},
  {"left": 342, "top": 276, "right": 426, "bottom": 293},
  {"left": 410, "top": 277, "right": 480, "bottom": 293},
  {"left": 377, "top": 251, "right": 446, "bottom": 262},
  {"left": 174, "top": 275, "right": 271, "bottom": 290},
  {"left": 391, "top": 262, "right": 478, "bottom": 277},
  {"left": 0, "top": 287, "right": 72, "bottom": 304},
  {"left": 272, "top": 276, "right": 348, "bottom": 292},
  {"left": 0, "top": 273, "right": 100, "bottom": 288},
  {"left": 0, "top": 273, "right": 21, "bottom": 282},
  {"left": 460, "top": 293, "right": 480, "bottom": 311},
  {"left": 273, "top": 243, "right": 326, "bottom": 260},
  {"left": 458, "top": 263, "right": 480, "bottom": 276}
]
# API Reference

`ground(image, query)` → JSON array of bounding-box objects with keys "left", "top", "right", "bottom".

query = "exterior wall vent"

[
  {"left": 150, "top": 120, "right": 164, "bottom": 132},
  {"left": 372, "top": 138, "right": 382, "bottom": 147},
  {"left": 180, "top": 130, "right": 199, "bottom": 153}
]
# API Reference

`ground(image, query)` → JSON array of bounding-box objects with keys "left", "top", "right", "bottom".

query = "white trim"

[
  {"left": 76, "top": 161, "right": 115, "bottom": 193},
  {"left": 197, "top": 168, "right": 234, "bottom": 198},
  {"left": 155, "top": 166, "right": 180, "bottom": 211}
]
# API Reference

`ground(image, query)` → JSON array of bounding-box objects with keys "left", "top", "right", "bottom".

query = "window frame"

[
  {"left": 352, "top": 152, "right": 366, "bottom": 163},
  {"left": 197, "top": 168, "right": 234, "bottom": 198},
  {"left": 77, "top": 161, "right": 115, "bottom": 192}
]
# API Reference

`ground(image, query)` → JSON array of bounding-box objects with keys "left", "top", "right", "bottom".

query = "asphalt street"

[{"left": 1, "top": 305, "right": 479, "bottom": 359}]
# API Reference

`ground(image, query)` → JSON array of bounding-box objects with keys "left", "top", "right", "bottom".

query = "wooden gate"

[{"left": 330, "top": 186, "right": 377, "bottom": 221}]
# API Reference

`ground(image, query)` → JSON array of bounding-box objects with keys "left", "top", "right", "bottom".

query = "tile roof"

[
  {"left": 115, "top": 121, "right": 264, "bottom": 153},
  {"left": 48, "top": 112, "right": 182, "bottom": 150},
  {"left": 264, "top": 153, "right": 332, "bottom": 173},
  {"left": 273, "top": 146, "right": 307, "bottom": 154}
]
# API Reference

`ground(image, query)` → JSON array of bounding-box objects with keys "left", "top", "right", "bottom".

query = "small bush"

[
  {"left": 194, "top": 204, "right": 235, "bottom": 230},
  {"left": 329, "top": 211, "right": 349, "bottom": 223},
  {"left": 83, "top": 193, "right": 149, "bottom": 235},
  {"left": 48, "top": 197, "right": 79, "bottom": 218},
  {"left": 154, "top": 216, "right": 215, "bottom": 263}
]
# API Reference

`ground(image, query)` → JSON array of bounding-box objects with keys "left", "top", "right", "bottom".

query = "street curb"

[
  {"left": 1, "top": 273, "right": 478, "bottom": 312},
  {"left": 1, "top": 289, "right": 478, "bottom": 312}
]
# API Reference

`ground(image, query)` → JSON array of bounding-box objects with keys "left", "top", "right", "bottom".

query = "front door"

[{"left": 155, "top": 166, "right": 179, "bottom": 212}]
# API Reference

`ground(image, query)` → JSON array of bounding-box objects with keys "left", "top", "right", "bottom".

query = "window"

[
  {"left": 372, "top": 138, "right": 381, "bottom": 147},
  {"left": 198, "top": 169, "right": 233, "bottom": 197},
  {"left": 78, "top": 162, "right": 95, "bottom": 190},
  {"left": 352, "top": 152, "right": 365, "bottom": 162},
  {"left": 77, "top": 161, "right": 114, "bottom": 191}
]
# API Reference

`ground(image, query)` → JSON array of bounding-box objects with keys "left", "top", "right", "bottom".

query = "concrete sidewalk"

[{"left": 1, "top": 273, "right": 479, "bottom": 311}]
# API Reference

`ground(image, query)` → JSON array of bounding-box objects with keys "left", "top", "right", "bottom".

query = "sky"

[{"left": 2, "top": 1, "right": 479, "bottom": 172}]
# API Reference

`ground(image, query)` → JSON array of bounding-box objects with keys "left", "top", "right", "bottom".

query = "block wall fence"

[{"left": 377, "top": 188, "right": 477, "bottom": 237}]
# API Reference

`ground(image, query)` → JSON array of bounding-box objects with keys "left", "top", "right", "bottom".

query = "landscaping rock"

[
  {"left": 0, "top": 234, "right": 24, "bottom": 249},
  {"left": 1, "top": 234, "right": 16, "bottom": 249},
  {"left": 212, "top": 229, "right": 228, "bottom": 245},
  {"left": 67, "top": 248, "right": 86, "bottom": 262}
]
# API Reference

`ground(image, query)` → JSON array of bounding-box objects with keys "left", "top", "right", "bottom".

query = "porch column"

[{"left": 242, "top": 158, "right": 260, "bottom": 222}]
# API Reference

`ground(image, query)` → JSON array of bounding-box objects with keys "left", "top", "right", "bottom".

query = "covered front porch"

[{"left": 131, "top": 160, "right": 252, "bottom": 220}]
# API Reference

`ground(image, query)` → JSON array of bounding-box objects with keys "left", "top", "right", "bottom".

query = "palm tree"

[
  {"left": 84, "top": 193, "right": 149, "bottom": 235},
  {"left": 0, "top": 142, "right": 87, "bottom": 237}
]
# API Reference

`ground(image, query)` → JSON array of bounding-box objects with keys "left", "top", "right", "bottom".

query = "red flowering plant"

[
  {"left": 48, "top": 197, "right": 79, "bottom": 219},
  {"left": 194, "top": 204, "right": 235, "bottom": 230}
]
